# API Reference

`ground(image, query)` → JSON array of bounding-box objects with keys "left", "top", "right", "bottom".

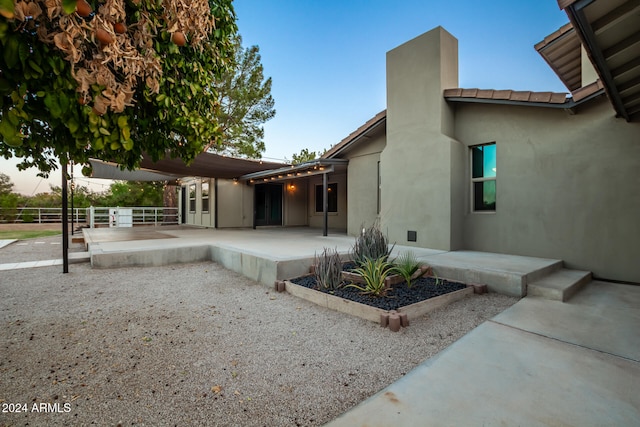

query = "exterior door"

[{"left": 255, "top": 183, "right": 283, "bottom": 226}]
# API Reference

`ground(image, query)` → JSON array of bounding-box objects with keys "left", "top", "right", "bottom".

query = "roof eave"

[{"left": 560, "top": 0, "right": 632, "bottom": 121}]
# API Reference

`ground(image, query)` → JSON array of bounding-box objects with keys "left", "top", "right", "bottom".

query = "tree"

[
  {"left": 0, "top": 171, "right": 13, "bottom": 194},
  {"left": 0, "top": 0, "right": 238, "bottom": 177},
  {"left": 101, "top": 181, "right": 164, "bottom": 206},
  {"left": 290, "top": 147, "right": 324, "bottom": 164},
  {"left": 209, "top": 35, "right": 275, "bottom": 159},
  {"left": 0, "top": 172, "right": 18, "bottom": 221}
]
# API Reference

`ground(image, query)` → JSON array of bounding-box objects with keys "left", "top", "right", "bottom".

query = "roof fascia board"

[
  {"left": 563, "top": 0, "right": 631, "bottom": 120},
  {"left": 244, "top": 165, "right": 336, "bottom": 184},
  {"left": 323, "top": 115, "right": 386, "bottom": 159},
  {"left": 239, "top": 159, "right": 346, "bottom": 181}
]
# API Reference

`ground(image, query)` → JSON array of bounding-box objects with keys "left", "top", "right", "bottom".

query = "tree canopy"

[
  {"left": 209, "top": 35, "right": 275, "bottom": 159},
  {"left": 290, "top": 147, "right": 324, "bottom": 164},
  {"left": 0, "top": 0, "right": 238, "bottom": 177}
]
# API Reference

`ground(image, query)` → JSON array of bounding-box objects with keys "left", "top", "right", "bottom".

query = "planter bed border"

[{"left": 278, "top": 274, "right": 477, "bottom": 331}]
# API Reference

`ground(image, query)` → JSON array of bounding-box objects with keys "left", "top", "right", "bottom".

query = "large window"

[
  {"left": 189, "top": 184, "right": 196, "bottom": 212},
  {"left": 202, "top": 182, "right": 209, "bottom": 213},
  {"left": 471, "top": 143, "right": 496, "bottom": 212},
  {"left": 315, "top": 183, "right": 337, "bottom": 213}
]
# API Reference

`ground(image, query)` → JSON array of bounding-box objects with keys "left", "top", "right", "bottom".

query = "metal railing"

[
  {"left": 0, "top": 206, "right": 178, "bottom": 227},
  {"left": 0, "top": 207, "right": 86, "bottom": 224},
  {"left": 88, "top": 206, "right": 178, "bottom": 228}
]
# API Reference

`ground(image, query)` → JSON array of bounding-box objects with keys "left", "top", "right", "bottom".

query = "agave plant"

[
  {"left": 346, "top": 257, "right": 393, "bottom": 296},
  {"left": 390, "top": 251, "right": 425, "bottom": 288},
  {"left": 314, "top": 247, "right": 343, "bottom": 290},
  {"left": 351, "top": 221, "right": 394, "bottom": 267}
]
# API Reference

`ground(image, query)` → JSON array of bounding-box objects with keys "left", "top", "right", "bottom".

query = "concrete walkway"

[
  {"left": 0, "top": 239, "right": 16, "bottom": 249},
  {"left": 326, "top": 280, "right": 640, "bottom": 426}
]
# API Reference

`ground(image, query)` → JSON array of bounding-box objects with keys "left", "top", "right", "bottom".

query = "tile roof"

[
  {"left": 534, "top": 23, "right": 582, "bottom": 91},
  {"left": 443, "top": 88, "right": 570, "bottom": 104}
]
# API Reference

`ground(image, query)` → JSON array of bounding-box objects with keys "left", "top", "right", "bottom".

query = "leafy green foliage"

[
  {"left": 346, "top": 257, "right": 393, "bottom": 296},
  {"left": 0, "top": 172, "right": 13, "bottom": 194},
  {"left": 314, "top": 247, "right": 343, "bottom": 290},
  {"left": 100, "top": 181, "right": 164, "bottom": 207},
  {"left": 210, "top": 35, "right": 275, "bottom": 159},
  {"left": 291, "top": 148, "right": 325, "bottom": 164},
  {"left": 0, "top": 0, "right": 238, "bottom": 177},
  {"left": 351, "top": 222, "right": 394, "bottom": 267},
  {"left": 390, "top": 251, "right": 425, "bottom": 288}
]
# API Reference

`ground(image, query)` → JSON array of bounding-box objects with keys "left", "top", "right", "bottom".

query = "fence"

[
  {"left": 0, "top": 206, "right": 178, "bottom": 227},
  {"left": 88, "top": 206, "right": 178, "bottom": 228}
]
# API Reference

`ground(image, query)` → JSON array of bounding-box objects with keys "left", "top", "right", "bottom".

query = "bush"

[
  {"left": 314, "top": 247, "right": 343, "bottom": 290},
  {"left": 351, "top": 221, "right": 394, "bottom": 266}
]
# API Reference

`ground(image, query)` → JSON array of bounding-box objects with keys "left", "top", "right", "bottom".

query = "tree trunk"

[{"left": 163, "top": 183, "right": 177, "bottom": 224}]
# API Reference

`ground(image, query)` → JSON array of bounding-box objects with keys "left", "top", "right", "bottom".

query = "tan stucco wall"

[
  {"left": 283, "top": 179, "right": 308, "bottom": 226},
  {"left": 341, "top": 129, "right": 386, "bottom": 235},
  {"left": 381, "top": 26, "right": 461, "bottom": 250},
  {"left": 217, "top": 179, "right": 253, "bottom": 228},
  {"left": 581, "top": 46, "right": 599, "bottom": 86},
  {"left": 454, "top": 98, "right": 640, "bottom": 282},
  {"left": 307, "top": 172, "right": 347, "bottom": 231}
]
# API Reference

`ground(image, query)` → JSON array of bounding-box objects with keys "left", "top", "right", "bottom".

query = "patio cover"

[{"left": 89, "top": 151, "right": 286, "bottom": 181}]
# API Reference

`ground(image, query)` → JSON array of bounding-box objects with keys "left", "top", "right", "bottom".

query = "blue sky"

[{"left": 3, "top": 0, "right": 570, "bottom": 194}]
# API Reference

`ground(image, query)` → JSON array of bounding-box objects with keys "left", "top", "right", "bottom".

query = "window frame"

[
  {"left": 315, "top": 182, "right": 338, "bottom": 213},
  {"left": 189, "top": 184, "right": 196, "bottom": 213},
  {"left": 470, "top": 142, "right": 496, "bottom": 213},
  {"left": 201, "top": 181, "right": 209, "bottom": 213}
]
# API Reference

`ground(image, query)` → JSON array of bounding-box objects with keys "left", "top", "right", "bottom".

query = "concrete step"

[
  {"left": 69, "top": 251, "right": 90, "bottom": 264},
  {"left": 527, "top": 269, "right": 592, "bottom": 302}
]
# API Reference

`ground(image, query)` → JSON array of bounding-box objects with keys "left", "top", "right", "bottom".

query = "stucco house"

[{"left": 177, "top": 1, "right": 639, "bottom": 284}]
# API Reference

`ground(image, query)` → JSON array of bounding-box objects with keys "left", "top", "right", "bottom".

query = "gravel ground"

[{"left": 0, "top": 237, "right": 518, "bottom": 426}]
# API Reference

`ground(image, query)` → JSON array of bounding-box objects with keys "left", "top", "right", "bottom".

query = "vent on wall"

[{"left": 407, "top": 230, "right": 417, "bottom": 242}]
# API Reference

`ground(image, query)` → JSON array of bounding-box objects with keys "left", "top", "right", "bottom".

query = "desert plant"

[
  {"left": 314, "top": 247, "right": 343, "bottom": 290},
  {"left": 351, "top": 221, "right": 394, "bottom": 267},
  {"left": 390, "top": 251, "right": 425, "bottom": 288},
  {"left": 346, "top": 257, "right": 393, "bottom": 296}
]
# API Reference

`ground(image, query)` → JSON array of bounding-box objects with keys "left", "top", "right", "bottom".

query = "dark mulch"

[{"left": 289, "top": 274, "right": 467, "bottom": 311}]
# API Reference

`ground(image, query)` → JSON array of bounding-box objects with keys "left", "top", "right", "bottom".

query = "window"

[
  {"left": 189, "top": 184, "right": 196, "bottom": 212},
  {"left": 202, "top": 182, "right": 209, "bottom": 213},
  {"left": 315, "top": 183, "right": 337, "bottom": 213},
  {"left": 471, "top": 143, "right": 496, "bottom": 212}
]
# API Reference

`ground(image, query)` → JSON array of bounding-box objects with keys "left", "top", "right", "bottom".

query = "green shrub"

[
  {"left": 20, "top": 211, "right": 34, "bottom": 223},
  {"left": 314, "top": 247, "right": 343, "bottom": 290},
  {"left": 390, "top": 251, "right": 426, "bottom": 288},
  {"left": 351, "top": 221, "right": 394, "bottom": 267},
  {"left": 346, "top": 257, "right": 393, "bottom": 296}
]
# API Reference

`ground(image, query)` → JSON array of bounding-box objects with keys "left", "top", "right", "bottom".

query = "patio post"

[
  {"left": 323, "top": 172, "right": 328, "bottom": 237},
  {"left": 61, "top": 160, "right": 69, "bottom": 273}
]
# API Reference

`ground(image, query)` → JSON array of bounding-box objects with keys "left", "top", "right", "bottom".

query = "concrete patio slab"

[
  {"left": 325, "top": 281, "right": 640, "bottom": 426},
  {"left": 82, "top": 227, "right": 569, "bottom": 295},
  {"left": 415, "top": 250, "right": 563, "bottom": 296},
  {"left": 493, "top": 281, "right": 640, "bottom": 362}
]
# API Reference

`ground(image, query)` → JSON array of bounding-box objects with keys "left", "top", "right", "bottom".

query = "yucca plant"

[
  {"left": 314, "top": 247, "right": 343, "bottom": 290},
  {"left": 390, "top": 251, "right": 425, "bottom": 288},
  {"left": 351, "top": 221, "right": 394, "bottom": 267},
  {"left": 346, "top": 257, "right": 393, "bottom": 296}
]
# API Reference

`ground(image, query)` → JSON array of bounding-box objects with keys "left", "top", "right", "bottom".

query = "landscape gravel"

[{"left": 0, "top": 235, "right": 518, "bottom": 426}]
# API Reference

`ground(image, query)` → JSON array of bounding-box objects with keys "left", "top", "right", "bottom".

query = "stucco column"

[{"left": 380, "top": 26, "right": 463, "bottom": 251}]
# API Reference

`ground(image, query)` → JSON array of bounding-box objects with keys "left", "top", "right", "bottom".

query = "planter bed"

[{"left": 281, "top": 273, "right": 475, "bottom": 331}]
